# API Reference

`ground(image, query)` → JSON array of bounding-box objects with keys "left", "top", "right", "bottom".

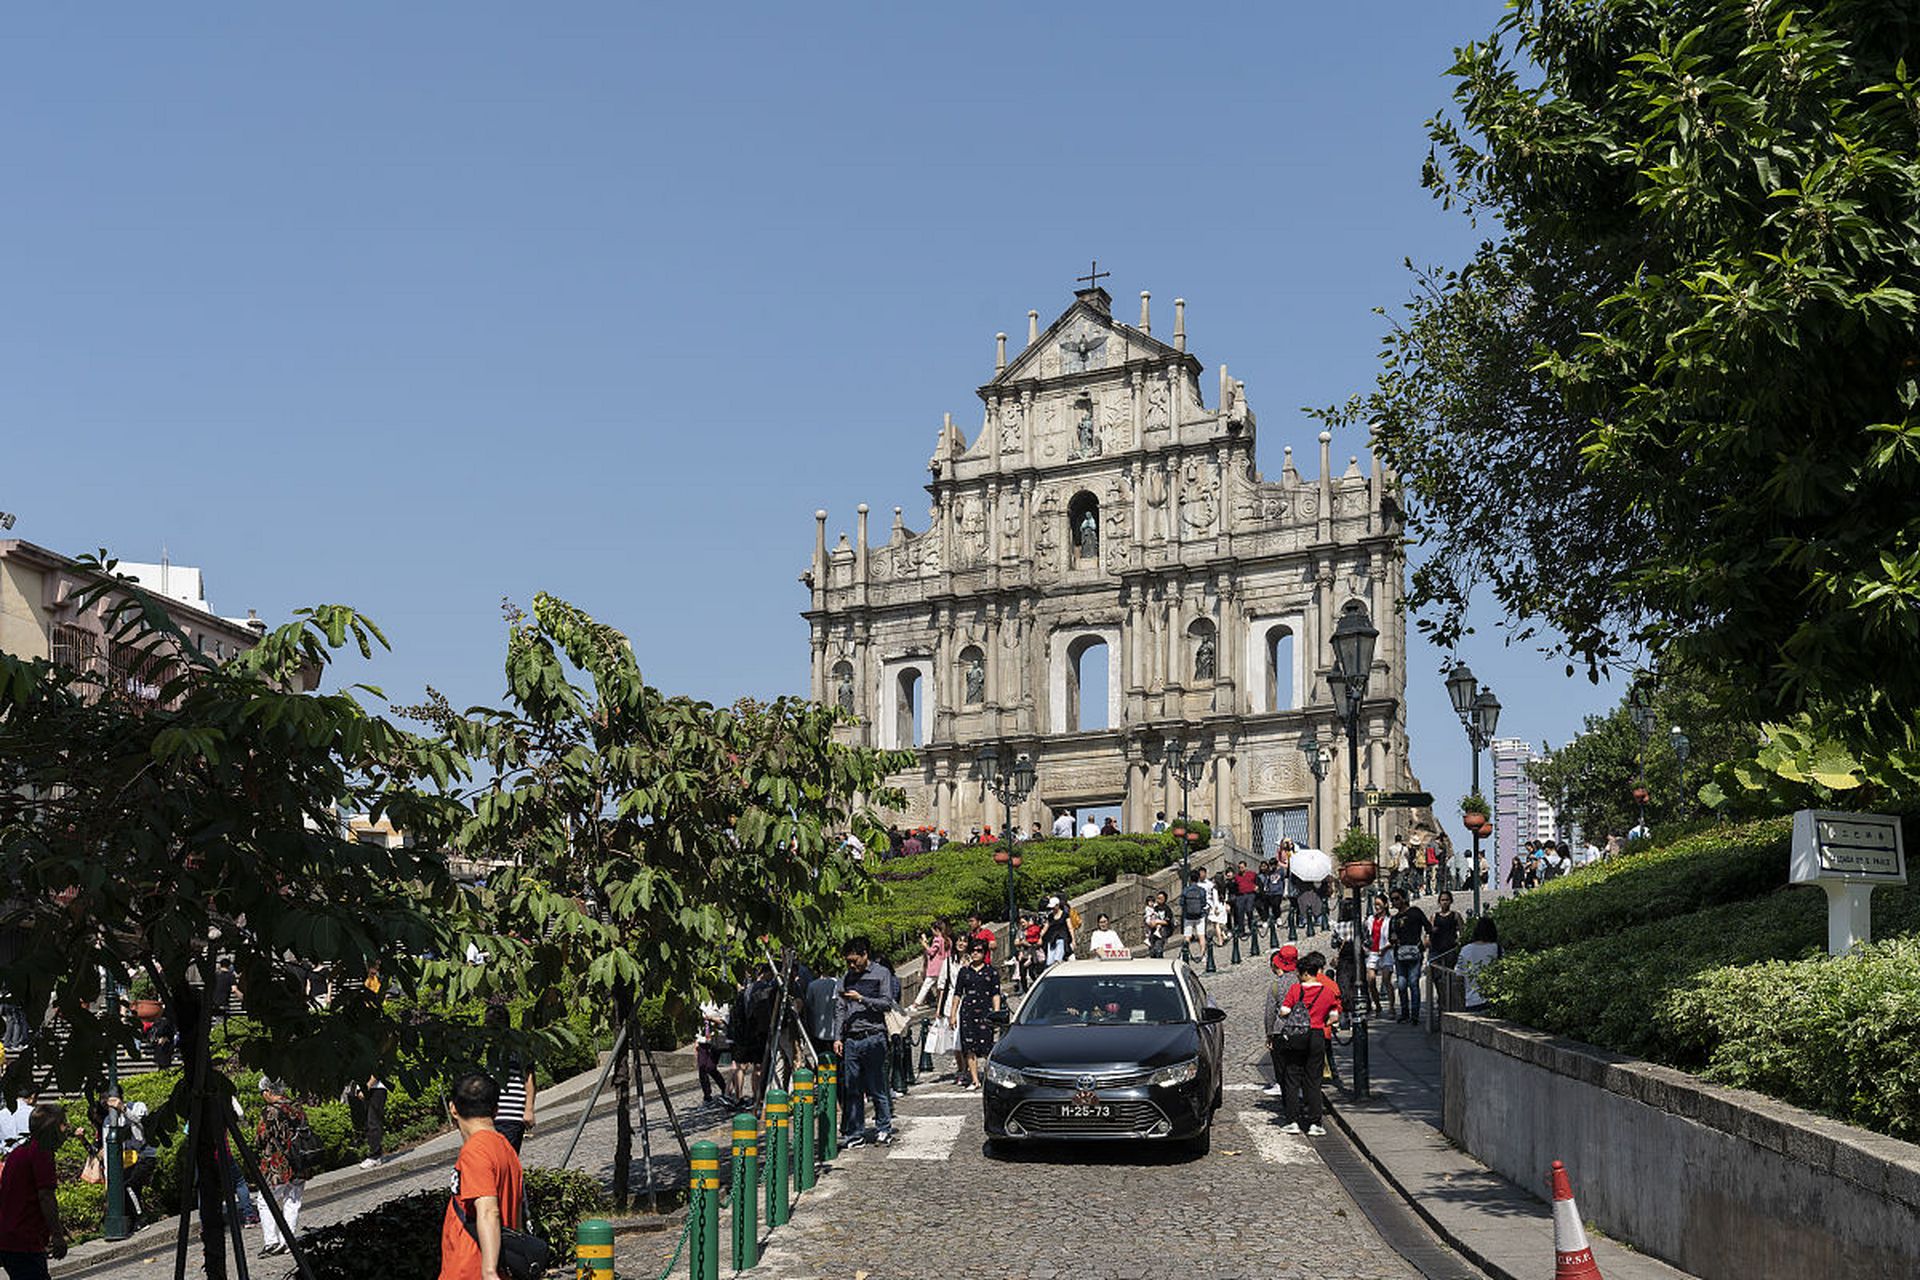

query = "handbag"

[
  {"left": 925, "top": 1020, "right": 956, "bottom": 1055},
  {"left": 81, "top": 1152, "right": 105, "bottom": 1185},
  {"left": 457, "top": 1190, "right": 551, "bottom": 1280},
  {"left": 883, "top": 1006, "right": 912, "bottom": 1038},
  {"left": 1394, "top": 944, "right": 1423, "bottom": 967}
]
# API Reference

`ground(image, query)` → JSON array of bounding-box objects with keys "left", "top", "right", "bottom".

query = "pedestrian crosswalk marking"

[
  {"left": 887, "top": 1113, "right": 966, "bottom": 1161},
  {"left": 1223, "top": 1082, "right": 1264, "bottom": 1092},
  {"left": 1236, "top": 1110, "right": 1320, "bottom": 1166},
  {"left": 910, "top": 1090, "right": 980, "bottom": 1100}
]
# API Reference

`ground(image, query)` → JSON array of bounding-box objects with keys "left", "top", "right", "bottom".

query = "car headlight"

[
  {"left": 1150, "top": 1059, "right": 1199, "bottom": 1087},
  {"left": 983, "top": 1059, "right": 1024, "bottom": 1089}
]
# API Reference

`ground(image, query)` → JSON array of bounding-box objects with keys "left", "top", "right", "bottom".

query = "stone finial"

[
  {"left": 1218, "top": 364, "right": 1230, "bottom": 410},
  {"left": 1174, "top": 298, "right": 1186, "bottom": 351},
  {"left": 892, "top": 505, "right": 905, "bottom": 534},
  {"left": 1347, "top": 455, "right": 1362, "bottom": 477},
  {"left": 1139, "top": 291, "right": 1151, "bottom": 334},
  {"left": 856, "top": 503, "right": 870, "bottom": 552},
  {"left": 996, "top": 332, "right": 1007, "bottom": 372},
  {"left": 1028, "top": 310, "right": 1040, "bottom": 344},
  {"left": 813, "top": 510, "right": 828, "bottom": 573}
]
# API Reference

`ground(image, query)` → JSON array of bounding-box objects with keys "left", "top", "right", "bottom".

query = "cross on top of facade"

[{"left": 1076, "top": 260, "right": 1111, "bottom": 291}]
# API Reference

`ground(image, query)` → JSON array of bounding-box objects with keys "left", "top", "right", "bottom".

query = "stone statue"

[
  {"left": 1195, "top": 633, "right": 1216, "bottom": 681},
  {"left": 835, "top": 668, "right": 854, "bottom": 712},
  {"left": 1078, "top": 509, "right": 1099, "bottom": 559},
  {"left": 1075, "top": 401, "right": 1099, "bottom": 458},
  {"left": 964, "top": 653, "right": 985, "bottom": 704}
]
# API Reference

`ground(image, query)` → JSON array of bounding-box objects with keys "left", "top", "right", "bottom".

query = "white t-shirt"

[
  {"left": 1087, "top": 928, "right": 1126, "bottom": 955},
  {"left": 1080, "top": 820, "right": 1100, "bottom": 839},
  {"left": 1052, "top": 814, "right": 1076, "bottom": 838},
  {"left": 0, "top": 1100, "right": 29, "bottom": 1153},
  {"left": 1455, "top": 940, "right": 1502, "bottom": 1007}
]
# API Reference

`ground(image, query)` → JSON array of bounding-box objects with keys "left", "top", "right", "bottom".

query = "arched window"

[
  {"left": 1264, "top": 624, "right": 1295, "bottom": 712},
  {"left": 896, "top": 668, "right": 924, "bottom": 747},
  {"left": 1187, "top": 618, "right": 1217, "bottom": 684},
  {"left": 959, "top": 645, "right": 986, "bottom": 705},
  {"left": 831, "top": 660, "right": 855, "bottom": 713},
  {"left": 1067, "top": 635, "right": 1109, "bottom": 731},
  {"left": 1066, "top": 490, "right": 1100, "bottom": 568}
]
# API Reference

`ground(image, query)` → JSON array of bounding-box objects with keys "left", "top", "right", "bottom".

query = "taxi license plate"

[{"left": 1058, "top": 1103, "right": 1112, "bottom": 1119}]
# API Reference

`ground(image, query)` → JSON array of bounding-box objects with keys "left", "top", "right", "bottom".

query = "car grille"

[
  {"left": 1019, "top": 1066, "right": 1154, "bottom": 1088},
  {"left": 1009, "top": 1100, "right": 1167, "bottom": 1136}
]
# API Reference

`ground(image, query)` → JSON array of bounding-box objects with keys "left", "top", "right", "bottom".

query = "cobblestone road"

[{"left": 745, "top": 934, "right": 1420, "bottom": 1280}]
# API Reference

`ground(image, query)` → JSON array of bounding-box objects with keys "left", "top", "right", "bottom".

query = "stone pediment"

[{"left": 987, "top": 295, "right": 1184, "bottom": 392}]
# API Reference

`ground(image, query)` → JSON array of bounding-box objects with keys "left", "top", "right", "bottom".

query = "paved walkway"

[{"left": 1326, "top": 893, "right": 1696, "bottom": 1280}]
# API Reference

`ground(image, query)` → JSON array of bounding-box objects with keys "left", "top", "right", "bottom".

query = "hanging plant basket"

[{"left": 1338, "top": 860, "right": 1379, "bottom": 888}]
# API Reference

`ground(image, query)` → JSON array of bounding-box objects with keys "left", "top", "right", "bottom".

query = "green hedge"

[
  {"left": 842, "top": 835, "right": 1187, "bottom": 961},
  {"left": 1664, "top": 936, "right": 1920, "bottom": 1140},
  {"left": 1477, "top": 816, "right": 1920, "bottom": 1139},
  {"left": 1487, "top": 817, "right": 1791, "bottom": 950},
  {"left": 282, "top": 1165, "right": 609, "bottom": 1280}
]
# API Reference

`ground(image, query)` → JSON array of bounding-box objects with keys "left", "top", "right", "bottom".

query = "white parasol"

[{"left": 1287, "top": 847, "right": 1333, "bottom": 883}]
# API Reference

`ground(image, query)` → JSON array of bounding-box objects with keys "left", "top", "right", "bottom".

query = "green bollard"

[
  {"left": 730, "top": 1114, "right": 758, "bottom": 1271},
  {"left": 792, "top": 1068, "right": 817, "bottom": 1193},
  {"left": 917, "top": 1018, "right": 934, "bottom": 1072},
  {"left": 577, "top": 1218, "right": 615, "bottom": 1280},
  {"left": 1204, "top": 933, "right": 1218, "bottom": 973},
  {"left": 764, "top": 1089, "right": 791, "bottom": 1228},
  {"left": 1230, "top": 921, "right": 1243, "bottom": 965},
  {"left": 689, "top": 1139, "right": 721, "bottom": 1280},
  {"left": 819, "top": 1058, "right": 839, "bottom": 1162},
  {"left": 1271, "top": 908, "right": 1283, "bottom": 950}
]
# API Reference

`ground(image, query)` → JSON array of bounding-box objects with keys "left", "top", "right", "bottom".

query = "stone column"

[
  {"left": 1317, "top": 430, "right": 1334, "bottom": 545},
  {"left": 1212, "top": 753, "right": 1232, "bottom": 839}
]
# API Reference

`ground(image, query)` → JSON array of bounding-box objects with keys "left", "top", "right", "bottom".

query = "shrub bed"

[
  {"left": 1487, "top": 817, "right": 1791, "bottom": 950},
  {"left": 1476, "top": 816, "right": 1920, "bottom": 1139},
  {"left": 282, "top": 1165, "right": 609, "bottom": 1280},
  {"left": 839, "top": 835, "right": 1186, "bottom": 961}
]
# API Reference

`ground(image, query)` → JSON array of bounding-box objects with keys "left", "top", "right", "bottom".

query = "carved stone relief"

[
  {"left": 957, "top": 498, "right": 987, "bottom": 568},
  {"left": 1144, "top": 378, "right": 1170, "bottom": 429},
  {"left": 1000, "top": 401, "right": 1022, "bottom": 454},
  {"left": 1181, "top": 462, "right": 1218, "bottom": 534},
  {"left": 1251, "top": 753, "right": 1305, "bottom": 797},
  {"left": 1033, "top": 491, "right": 1061, "bottom": 572}
]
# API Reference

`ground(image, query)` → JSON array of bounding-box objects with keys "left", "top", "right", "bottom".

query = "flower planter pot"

[
  {"left": 1337, "top": 860, "right": 1379, "bottom": 888},
  {"left": 131, "top": 998, "right": 163, "bottom": 1020}
]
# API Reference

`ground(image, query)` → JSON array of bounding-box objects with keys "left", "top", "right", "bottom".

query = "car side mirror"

[
  {"left": 989, "top": 1009, "right": 1011, "bottom": 1026},
  {"left": 1200, "top": 1006, "right": 1228, "bottom": 1025}
]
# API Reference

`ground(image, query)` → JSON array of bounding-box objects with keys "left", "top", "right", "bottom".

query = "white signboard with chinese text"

[{"left": 1791, "top": 810, "right": 1906, "bottom": 954}]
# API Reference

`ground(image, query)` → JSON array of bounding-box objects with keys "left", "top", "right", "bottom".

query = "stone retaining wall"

[{"left": 1441, "top": 1012, "right": 1920, "bottom": 1280}]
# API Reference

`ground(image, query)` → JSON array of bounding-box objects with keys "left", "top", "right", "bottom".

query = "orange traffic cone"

[{"left": 1551, "top": 1159, "right": 1604, "bottom": 1279}]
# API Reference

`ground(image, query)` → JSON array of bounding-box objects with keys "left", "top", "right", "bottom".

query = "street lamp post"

[
  {"left": 1670, "top": 725, "right": 1691, "bottom": 819},
  {"left": 1328, "top": 600, "right": 1378, "bottom": 1101},
  {"left": 978, "top": 745, "right": 1037, "bottom": 980},
  {"left": 1629, "top": 681, "right": 1657, "bottom": 835},
  {"left": 1298, "top": 733, "right": 1332, "bottom": 852},
  {"left": 1443, "top": 663, "right": 1501, "bottom": 918},
  {"left": 1162, "top": 736, "right": 1209, "bottom": 835}
]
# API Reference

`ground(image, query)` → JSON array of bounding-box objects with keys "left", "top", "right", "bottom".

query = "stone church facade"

[{"left": 800, "top": 282, "right": 1416, "bottom": 854}]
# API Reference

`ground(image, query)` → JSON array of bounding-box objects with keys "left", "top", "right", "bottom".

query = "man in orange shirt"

[{"left": 439, "top": 1072, "right": 525, "bottom": 1280}]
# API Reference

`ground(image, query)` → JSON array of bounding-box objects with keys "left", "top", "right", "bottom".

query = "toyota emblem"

[{"left": 1075, "top": 1074, "right": 1095, "bottom": 1091}]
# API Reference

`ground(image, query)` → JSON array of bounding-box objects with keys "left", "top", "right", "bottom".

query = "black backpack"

[
  {"left": 283, "top": 1107, "right": 326, "bottom": 1177},
  {"left": 1181, "top": 883, "right": 1209, "bottom": 919},
  {"left": 1276, "top": 981, "right": 1316, "bottom": 1050}
]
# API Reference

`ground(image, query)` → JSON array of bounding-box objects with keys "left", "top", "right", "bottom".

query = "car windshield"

[{"left": 1016, "top": 974, "right": 1189, "bottom": 1026}]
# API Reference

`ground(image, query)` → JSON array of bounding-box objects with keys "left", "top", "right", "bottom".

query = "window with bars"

[
  {"left": 50, "top": 624, "right": 102, "bottom": 672},
  {"left": 107, "top": 642, "right": 180, "bottom": 706}
]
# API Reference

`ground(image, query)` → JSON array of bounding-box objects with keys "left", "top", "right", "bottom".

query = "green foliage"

[
  {"left": 1489, "top": 818, "right": 1791, "bottom": 950},
  {"left": 282, "top": 1166, "right": 610, "bottom": 1280},
  {"left": 1319, "top": 1, "right": 1920, "bottom": 805},
  {"left": 1479, "top": 817, "right": 1920, "bottom": 1137},
  {"left": 1459, "top": 793, "right": 1489, "bottom": 817},
  {"left": 837, "top": 836, "right": 1184, "bottom": 961},
  {"left": 1332, "top": 828, "right": 1380, "bottom": 865},
  {"left": 1666, "top": 937, "right": 1920, "bottom": 1140}
]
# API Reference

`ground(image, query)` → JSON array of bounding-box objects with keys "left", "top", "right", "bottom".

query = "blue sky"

[{"left": 2, "top": 3, "right": 1619, "bottom": 832}]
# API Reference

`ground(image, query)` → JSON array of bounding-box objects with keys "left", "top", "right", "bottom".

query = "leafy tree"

[
  {"left": 1528, "top": 670, "right": 1758, "bottom": 840},
  {"left": 0, "top": 567, "right": 472, "bottom": 1279},
  {"left": 1320, "top": 1, "right": 1920, "bottom": 803},
  {"left": 422, "top": 594, "right": 909, "bottom": 1207}
]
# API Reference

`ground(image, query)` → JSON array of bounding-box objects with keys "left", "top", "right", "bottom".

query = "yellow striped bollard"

[
  {"left": 688, "top": 1139, "right": 721, "bottom": 1280},
  {"left": 729, "top": 1112, "right": 758, "bottom": 1271},
  {"left": 763, "top": 1089, "right": 791, "bottom": 1228},
  {"left": 819, "top": 1057, "right": 838, "bottom": 1161},
  {"left": 574, "top": 1218, "right": 613, "bottom": 1280},
  {"left": 792, "top": 1068, "right": 816, "bottom": 1192}
]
